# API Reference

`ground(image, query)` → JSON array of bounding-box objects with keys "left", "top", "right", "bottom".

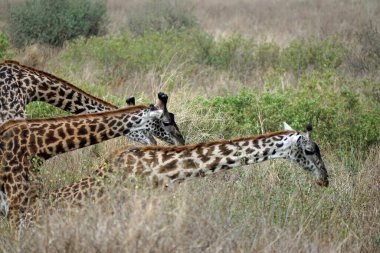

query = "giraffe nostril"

[{"left": 316, "top": 179, "right": 329, "bottom": 187}]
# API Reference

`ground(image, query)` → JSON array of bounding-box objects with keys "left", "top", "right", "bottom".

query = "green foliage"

[
  {"left": 26, "top": 102, "right": 70, "bottom": 119},
  {"left": 196, "top": 79, "right": 380, "bottom": 153},
  {"left": 197, "top": 36, "right": 279, "bottom": 74},
  {"left": 59, "top": 28, "right": 352, "bottom": 86},
  {"left": 62, "top": 28, "right": 207, "bottom": 80},
  {"left": 127, "top": 0, "right": 197, "bottom": 35},
  {"left": 280, "top": 36, "right": 346, "bottom": 76},
  {"left": 6, "top": 0, "right": 106, "bottom": 47},
  {"left": 61, "top": 29, "right": 279, "bottom": 82},
  {"left": 203, "top": 36, "right": 257, "bottom": 73},
  {"left": 256, "top": 42, "right": 280, "bottom": 70},
  {"left": 0, "top": 32, "right": 11, "bottom": 59}
]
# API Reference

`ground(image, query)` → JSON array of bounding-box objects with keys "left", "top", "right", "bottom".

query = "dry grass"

[
  {"left": 1, "top": 144, "right": 378, "bottom": 252},
  {"left": 107, "top": 0, "right": 380, "bottom": 45}
]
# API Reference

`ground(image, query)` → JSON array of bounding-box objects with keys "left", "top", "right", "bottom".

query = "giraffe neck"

[
  {"left": 1, "top": 61, "right": 117, "bottom": 116},
  {"left": 0, "top": 105, "right": 152, "bottom": 160},
  {"left": 110, "top": 130, "right": 297, "bottom": 186}
]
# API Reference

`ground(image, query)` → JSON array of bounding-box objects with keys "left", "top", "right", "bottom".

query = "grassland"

[{"left": 0, "top": 0, "right": 379, "bottom": 252}]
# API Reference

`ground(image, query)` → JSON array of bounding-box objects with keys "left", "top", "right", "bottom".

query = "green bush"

[
  {"left": 58, "top": 28, "right": 354, "bottom": 86},
  {"left": 6, "top": 0, "right": 106, "bottom": 47},
  {"left": 255, "top": 42, "right": 280, "bottom": 70},
  {"left": 195, "top": 81, "right": 380, "bottom": 153},
  {"left": 62, "top": 28, "right": 262, "bottom": 81},
  {"left": 280, "top": 36, "right": 346, "bottom": 76},
  {"left": 127, "top": 0, "right": 197, "bottom": 35},
  {"left": 0, "top": 32, "right": 10, "bottom": 59},
  {"left": 61, "top": 28, "right": 208, "bottom": 78},
  {"left": 209, "top": 36, "right": 257, "bottom": 74}
]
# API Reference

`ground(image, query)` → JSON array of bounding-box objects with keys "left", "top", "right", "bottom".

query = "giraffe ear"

[
  {"left": 126, "top": 97, "right": 136, "bottom": 106},
  {"left": 156, "top": 92, "right": 171, "bottom": 124},
  {"left": 283, "top": 122, "right": 294, "bottom": 131},
  {"left": 156, "top": 92, "right": 168, "bottom": 110}
]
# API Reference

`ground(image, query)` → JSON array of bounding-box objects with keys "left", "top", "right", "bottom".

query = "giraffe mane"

[
  {"left": 118, "top": 130, "right": 296, "bottom": 153},
  {"left": 2, "top": 60, "right": 117, "bottom": 109},
  {"left": 0, "top": 105, "right": 148, "bottom": 133}
]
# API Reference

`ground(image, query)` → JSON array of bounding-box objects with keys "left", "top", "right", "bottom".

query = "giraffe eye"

[{"left": 305, "top": 149, "right": 315, "bottom": 155}]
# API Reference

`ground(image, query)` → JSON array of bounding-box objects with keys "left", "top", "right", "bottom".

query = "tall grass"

[
  {"left": 0, "top": 1, "right": 379, "bottom": 252},
  {"left": 1, "top": 144, "right": 379, "bottom": 252}
]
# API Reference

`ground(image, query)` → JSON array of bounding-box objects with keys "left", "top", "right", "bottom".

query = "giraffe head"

[
  {"left": 127, "top": 93, "right": 186, "bottom": 145},
  {"left": 283, "top": 122, "right": 329, "bottom": 187}
]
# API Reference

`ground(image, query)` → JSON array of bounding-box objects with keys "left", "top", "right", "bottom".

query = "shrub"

[
  {"left": 127, "top": 0, "right": 197, "bottom": 35},
  {"left": 211, "top": 36, "right": 256, "bottom": 73},
  {"left": 255, "top": 42, "right": 280, "bottom": 70},
  {"left": 61, "top": 28, "right": 210, "bottom": 80},
  {"left": 196, "top": 34, "right": 262, "bottom": 79},
  {"left": 6, "top": 0, "right": 106, "bottom": 47},
  {"left": 0, "top": 32, "right": 11, "bottom": 59},
  {"left": 280, "top": 36, "right": 346, "bottom": 76},
  {"left": 196, "top": 82, "right": 380, "bottom": 153}
]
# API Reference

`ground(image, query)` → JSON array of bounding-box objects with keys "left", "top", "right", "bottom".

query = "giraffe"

[
  {"left": 22, "top": 122, "right": 328, "bottom": 224},
  {"left": 0, "top": 60, "right": 186, "bottom": 220},
  {"left": 0, "top": 92, "right": 184, "bottom": 222},
  {"left": 0, "top": 99, "right": 169, "bottom": 222},
  {"left": 106, "top": 122, "right": 329, "bottom": 187},
  {"left": 0, "top": 60, "right": 185, "bottom": 146}
]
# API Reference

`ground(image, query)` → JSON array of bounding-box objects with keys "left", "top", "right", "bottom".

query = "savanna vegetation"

[{"left": 0, "top": 0, "right": 379, "bottom": 252}]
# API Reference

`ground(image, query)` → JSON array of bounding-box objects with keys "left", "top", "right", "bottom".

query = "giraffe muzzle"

[
  {"left": 316, "top": 172, "right": 329, "bottom": 187},
  {"left": 316, "top": 179, "right": 329, "bottom": 187}
]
